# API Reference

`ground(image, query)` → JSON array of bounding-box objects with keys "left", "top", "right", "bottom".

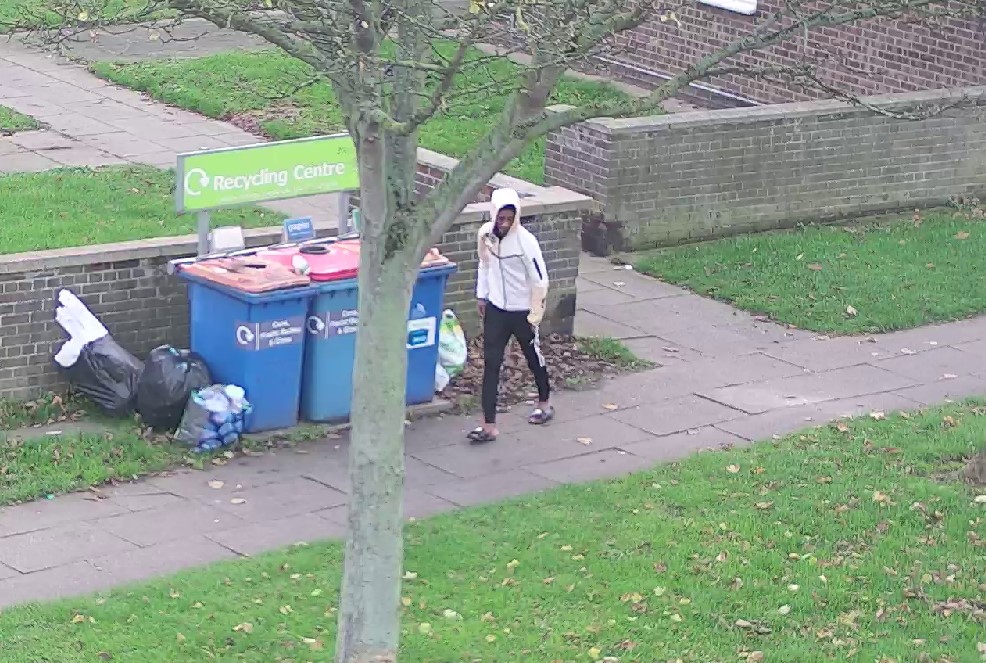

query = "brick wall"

[
  {"left": 545, "top": 87, "right": 986, "bottom": 250},
  {"left": 0, "top": 189, "right": 590, "bottom": 402},
  {"left": 608, "top": 2, "right": 986, "bottom": 105}
]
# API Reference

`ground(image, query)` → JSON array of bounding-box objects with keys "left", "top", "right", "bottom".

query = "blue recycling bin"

[
  {"left": 301, "top": 262, "right": 457, "bottom": 422},
  {"left": 179, "top": 272, "right": 312, "bottom": 433}
]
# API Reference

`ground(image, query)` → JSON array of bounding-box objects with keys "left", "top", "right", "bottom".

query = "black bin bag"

[
  {"left": 63, "top": 335, "right": 144, "bottom": 417},
  {"left": 136, "top": 345, "right": 212, "bottom": 431}
]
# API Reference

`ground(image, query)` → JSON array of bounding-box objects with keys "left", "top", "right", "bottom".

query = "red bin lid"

[{"left": 260, "top": 243, "right": 360, "bottom": 282}]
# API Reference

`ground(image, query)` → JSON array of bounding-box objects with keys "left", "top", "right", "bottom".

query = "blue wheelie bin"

[
  {"left": 179, "top": 271, "right": 312, "bottom": 433},
  {"left": 301, "top": 262, "right": 457, "bottom": 422}
]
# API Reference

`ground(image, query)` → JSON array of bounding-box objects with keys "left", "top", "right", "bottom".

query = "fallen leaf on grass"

[
  {"left": 418, "top": 623, "right": 432, "bottom": 635},
  {"left": 955, "top": 231, "right": 971, "bottom": 240},
  {"left": 233, "top": 622, "right": 253, "bottom": 634},
  {"left": 778, "top": 604, "right": 791, "bottom": 615},
  {"left": 869, "top": 411, "right": 886, "bottom": 421},
  {"left": 726, "top": 464, "right": 741, "bottom": 474},
  {"left": 176, "top": 633, "right": 186, "bottom": 643},
  {"left": 747, "top": 652, "right": 765, "bottom": 662},
  {"left": 807, "top": 263, "right": 823, "bottom": 271},
  {"left": 302, "top": 637, "right": 324, "bottom": 650},
  {"left": 846, "top": 305, "right": 858, "bottom": 317},
  {"left": 974, "top": 495, "right": 986, "bottom": 504},
  {"left": 588, "top": 647, "right": 602, "bottom": 659}
]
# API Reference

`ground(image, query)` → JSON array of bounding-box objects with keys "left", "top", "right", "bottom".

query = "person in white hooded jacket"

[{"left": 467, "top": 188, "right": 552, "bottom": 443}]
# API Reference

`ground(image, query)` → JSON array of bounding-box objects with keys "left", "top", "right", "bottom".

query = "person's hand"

[{"left": 477, "top": 299, "right": 487, "bottom": 317}]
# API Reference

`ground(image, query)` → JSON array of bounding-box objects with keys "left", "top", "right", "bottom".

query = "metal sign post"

[
  {"left": 337, "top": 192, "right": 353, "bottom": 235},
  {"left": 197, "top": 211, "right": 211, "bottom": 256}
]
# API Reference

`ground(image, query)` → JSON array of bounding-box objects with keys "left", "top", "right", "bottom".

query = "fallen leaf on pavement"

[
  {"left": 230, "top": 498, "right": 247, "bottom": 505},
  {"left": 602, "top": 403, "right": 619, "bottom": 411},
  {"left": 208, "top": 480, "right": 224, "bottom": 489},
  {"left": 577, "top": 437, "right": 593, "bottom": 445}
]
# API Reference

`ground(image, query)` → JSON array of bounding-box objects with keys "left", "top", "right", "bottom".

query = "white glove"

[{"left": 528, "top": 286, "right": 547, "bottom": 326}]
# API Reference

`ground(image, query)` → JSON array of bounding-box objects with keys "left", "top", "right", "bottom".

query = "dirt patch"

[
  {"left": 962, "top": 447, "right": 986, "bottom": 486},
  {"left": 224, "top": 103, "right": 305, "bottom": 138},
  {"left": 441, "top": 334, "right": 653, "bottom": 413}
]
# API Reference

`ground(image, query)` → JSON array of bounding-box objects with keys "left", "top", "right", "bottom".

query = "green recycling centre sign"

[{"left": 175, "top": 134, "right": 359, "bottom": 213}]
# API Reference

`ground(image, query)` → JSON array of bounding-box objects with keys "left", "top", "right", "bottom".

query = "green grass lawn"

[
  {"left": 1, "top": 426, "right": 184, "bottom": 505},
  {"left": 0, "top": 166, "right": 280, "bottom": 254},
  {"left": 0, "top": 393, "right": 185, "bottom": 505},
  {"left": 635, "top": 210, "right": 986, "bottom": 335},
  {"left": 2, "top": 401, "right": 984, "bottom": 661},
  {"left": 90, "top": 45, "right": 631, "bottom": 184},
  {"left": 0, "top": 0, "right": 172, "bottom": 32},
  {"left": 0, "top": 105, "right": 40, "bottom": 133}
]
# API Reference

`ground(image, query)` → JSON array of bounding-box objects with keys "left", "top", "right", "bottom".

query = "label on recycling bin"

[
  {"left": 406, "top": 316, "right": 437, "bottom": 349},
  {"left": 307, "top": 308, "right": 359, "bottom": 339},
  {"left": 234, "top": 317, "right": 304, "bottom": 351},
  {"left": 305, "top": 310, "right": 436, "bottom": 348}
]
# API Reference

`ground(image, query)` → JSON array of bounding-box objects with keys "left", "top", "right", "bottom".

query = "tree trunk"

[
  {"left": 335, "top": 125, "right": 419, "bottom": 662},
  {"left": 336, "top": 258, "right": 413, "bottom": 663}
]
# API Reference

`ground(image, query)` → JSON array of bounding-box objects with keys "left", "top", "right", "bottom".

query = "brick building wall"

[
  {"left": 545, "top": 87, "right": 986, "bottom": 249},
  {"left": 0, "top": 192, "right": 589, "bottom": 402},
  {"left": 607, "top": 2, "right": 986, "bottom": 105}
]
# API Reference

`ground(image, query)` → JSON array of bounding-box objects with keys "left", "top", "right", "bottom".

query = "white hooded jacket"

[{"left": 476, "top": 188, "right": 549, "bottom": 324}]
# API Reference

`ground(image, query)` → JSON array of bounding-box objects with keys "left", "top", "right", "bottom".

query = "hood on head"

[{"left": 490, "top": 187, "right": 522, "bottom": 231}]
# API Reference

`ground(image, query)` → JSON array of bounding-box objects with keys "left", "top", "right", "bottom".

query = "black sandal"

[
  {"left": 467, "top": 427, "right": 497, "bottom": 444},
  {"left": 528, "top": 407, "right": 555, "bottom": 425}
]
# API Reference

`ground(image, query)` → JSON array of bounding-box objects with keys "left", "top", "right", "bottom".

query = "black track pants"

[{"left": 482, "top": 304, "right": 550, "bottom": 425}]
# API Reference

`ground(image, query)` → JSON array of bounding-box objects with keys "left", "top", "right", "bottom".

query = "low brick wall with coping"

[
  {"left": 545, "top": 86, "right": 986, "bottom": 250},
  {"left": 0, "top": 149, "right": 590, "bottom": 401}
]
